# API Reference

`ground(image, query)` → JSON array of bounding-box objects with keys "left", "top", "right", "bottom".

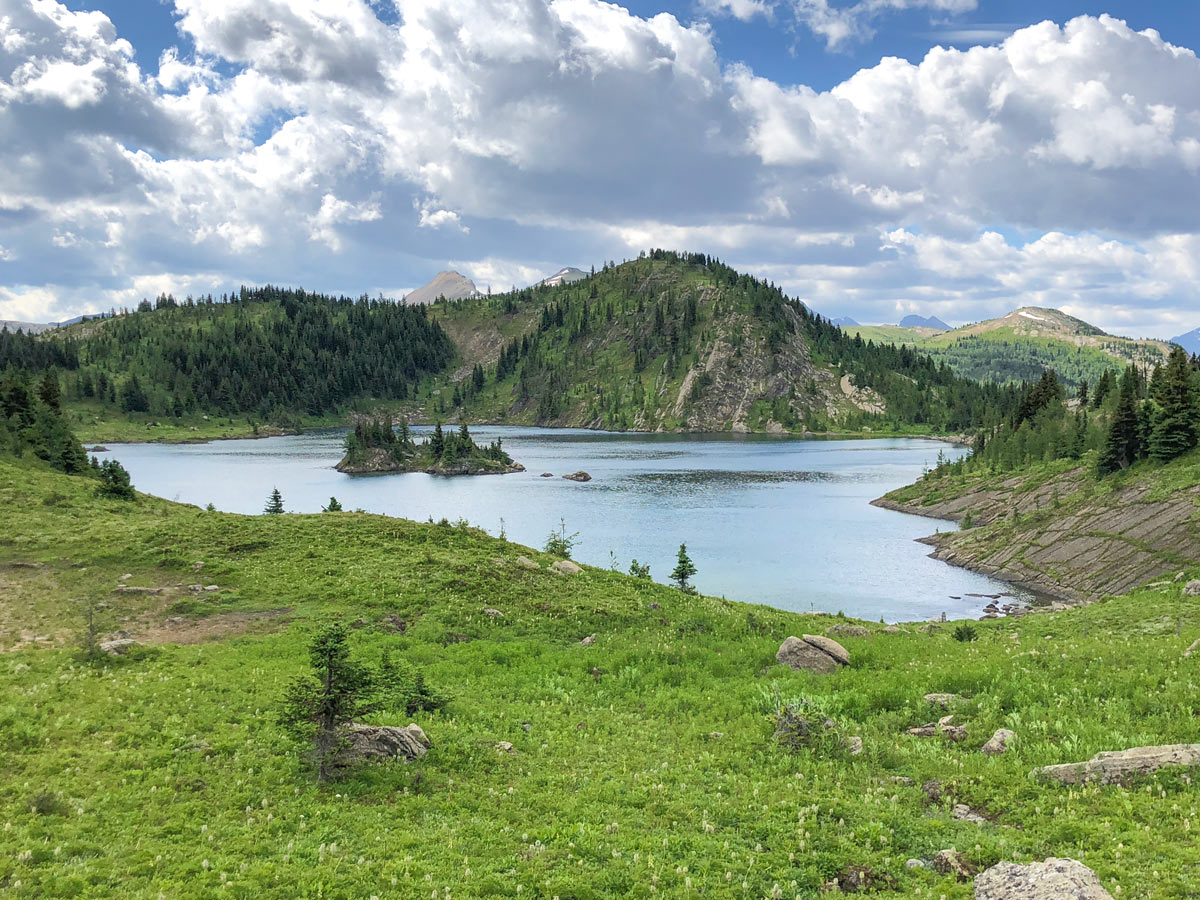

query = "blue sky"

[{"left": 3, "top": 0, "right": 1200, "bottom": 338}]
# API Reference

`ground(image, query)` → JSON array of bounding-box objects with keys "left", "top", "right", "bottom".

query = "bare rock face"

[
  {"left": 974, "top": 858, "right": 1114, "bottom": 900},
  {"left": 776, "top": 635, "right": 850, "bottom": 674},
  {"left": 338, "top": 724, "right": 429, "bottom": 766},
  {"left": 1034, "top": 744, "right": 1200, "bottom": 785},
  {"left": 982, "top": 728, "right": 1016, "bottom": 755},
  {"left": 549, "top": 559, "right": 583, "bottom": 575}
]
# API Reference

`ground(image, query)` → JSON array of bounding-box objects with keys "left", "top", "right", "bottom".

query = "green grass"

[{"left": 2, "top": 457, "right": 1199, "bottom": 898}]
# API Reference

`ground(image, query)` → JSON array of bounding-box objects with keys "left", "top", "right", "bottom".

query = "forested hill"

[
  {"left": 429, "top": 251, "right": 1020, "bottom": 435},
  {"left": 3, "top": 287, "right": 453, "bottom": 424},
  {"left": 4, "top": 255, "right": 1041, "bottom": 439}
]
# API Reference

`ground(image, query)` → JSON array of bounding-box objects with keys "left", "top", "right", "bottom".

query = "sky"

[{"left": 1, "top": 0, "right": 1199, "bottom": 338}]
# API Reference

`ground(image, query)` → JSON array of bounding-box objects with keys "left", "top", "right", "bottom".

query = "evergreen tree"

[
  {"left": 323, "top": 496, "right": 343, "bottom": 512},
  {"left": 264, "top": 487, "right": 285, "bottom": 514},
  {"left": 38, "top": 369, "right": 61, "bottom": 410},
  {"left": 1097, "top": 368, "right": 1142, "bottom": 475},
  {"left": 96, "top": 458, "right": 135, "bottom": 500},
  {"left": 278, "top": 622, "right": 375, "bottom": 782},
  {"left": 430, "top": 423, "right": 445, "bottom": 459},
  {"left": 670, "top": 543, "right": 697, "bottom": 593},
  {"left": 1148, "top": 347, "right": 1198, "bottom": 463}
]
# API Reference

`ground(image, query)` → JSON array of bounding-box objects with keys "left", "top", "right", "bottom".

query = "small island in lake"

[{"left": 336, "top": 416, "right": 525, "bottom": 476}]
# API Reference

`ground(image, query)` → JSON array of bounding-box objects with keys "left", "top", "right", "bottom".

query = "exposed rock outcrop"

[
  {"left": 1033, "top": 744, "right": 1200, "bottom": 785},
  {"left": 337, "top": 723, "right": 429, "bottom": 765},
  {"left": 776, "top": 635, "right": 850, "bottom": 674},
  {"left": 549, "top": 559, "right": 583, "bottom": 575},
  {"left": 982, "top": 729, "right": 1015, "bottom": 755},
  {"left": 974, "top": 858, "right": 1114, "bottom": 900},
  {"left": 99, "top": 638, "right": 142, "bottom": 656}
]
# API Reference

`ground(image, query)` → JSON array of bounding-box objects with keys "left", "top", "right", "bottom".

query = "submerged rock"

[
  {"left": 1033, "top": 744, "right": 1200, "bottom": 785},
  {"left": 974, "top": 858, "right": 1114, "bottom": 900},
  {"left": 562, "top": 471, "right": 592, "bottom": 482}
]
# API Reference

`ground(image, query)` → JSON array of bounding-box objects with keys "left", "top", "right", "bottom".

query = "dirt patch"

[{"left": 132, "top": 608, "right": 293, "bottom": 645}]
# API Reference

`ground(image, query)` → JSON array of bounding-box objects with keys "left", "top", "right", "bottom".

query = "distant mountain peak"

[
  {"left": 899, "top": 314, "right": 949, "bottom": 330},
  {"left": 1170, "top": 327, "right": 1200, "bottom": 355},
  {"left": 830, "top": 315, "right": 860, "bottom": 327},
  {"left": 537, "top": 266, "right": 587, "bottom": 287},
  {"left": 983, "top": 306, "right": 1106, "bottom": 337},
  {"left": 403, "top": 271, "right": 481, "bottom": 305}
]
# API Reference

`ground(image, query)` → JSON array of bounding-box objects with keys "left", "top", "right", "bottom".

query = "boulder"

[
  {"left": 775, "top": 635, "right": 849, "bottom": 674},
  {"left": 1184, "top": 638, "right": 1200, "bottom": 658},
  {"left": 540, "top": 472, "right": 554, "bottom": 478},
  {"left": 882, "top": 625, "right": 902, "bottom": 634},
  {"left": 846, "top": 736, "right": 863, "bottom": 756},
  {"left": 827, "top": 624, "right": 869, "bottom": 639},
  {"left": 952, "top": 803, "right": 989, "bottom": 825},
  {"left": 562, "top": 471, "right": 592, "bottom": 482},
  {"left": 1033, "top": 744, "right": 1200, "bottom": 785},
  {"left": 495, "top": 741, "right": 514, "bottom": 753},
  {"left": 98, "top": 638, "right": 142, "bottom": 656},
  {"left": 974, "top": 858, "right": 1114, "bottom": 900},
  {"left": 482, "top": 608, "right": 504, "bottom": 618},
  {"left": 580, "top": 634, "right": 596, "bottom": 646},
  {"left": 933, "top": 849, "right": 976, "bottom": 880},
  {"left": 1184, "top": 580, "right": 1200, "bottom": 596},
  {"left": 982, "top": 728, "right": 1015, "bottom": 756},
  {"left": 549, "top": 559, "right": 583, "bottom": 575},
  {"left": 516, "top": 556, "right": 540, "bottom": 570},
  {"left": 337, "top": 723, "right": 429, "bottom": 765}
]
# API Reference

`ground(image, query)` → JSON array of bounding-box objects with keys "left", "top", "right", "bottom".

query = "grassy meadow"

[{"left": 1, "top": 457, "right": 1199, "bottom": 898}]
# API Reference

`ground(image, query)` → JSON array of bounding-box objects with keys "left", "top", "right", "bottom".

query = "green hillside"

[
  {"left": 427, "top": 251, "right": 1018, "bottom": 436},
  {"left": 2, "top": 453, "right": 1200, "bottom": 898},
  {"left": 843, "top": 308, "right": 1172, "bottom": 388}
]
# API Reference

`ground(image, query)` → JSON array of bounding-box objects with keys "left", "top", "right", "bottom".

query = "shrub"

[{"left": 953, "top": 624, "right": 979, "bottom": 642}]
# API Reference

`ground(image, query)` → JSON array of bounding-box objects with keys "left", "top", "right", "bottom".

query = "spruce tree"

[
  {"left": 430, "top": 423, "right": 445, "bottom": 459},
  {"left": 671, "top": 543, "right": 697, "bottom": 593},
  {"left": 264, "top": 487, "right": 285, "bottom": 514},
  {"left": 1097, "top": 368, "right": 1142, "bottom": 475},
  {"left": 323, "top": 496, "right": 342, "bottom": 512},
  {"left": 1149, "top": 347, "right": 1198, "bottom": 463}
]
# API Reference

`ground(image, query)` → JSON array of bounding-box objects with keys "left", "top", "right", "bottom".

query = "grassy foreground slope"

[{"left": 2, "top": 458, "right": 1200, "bottom": 898}]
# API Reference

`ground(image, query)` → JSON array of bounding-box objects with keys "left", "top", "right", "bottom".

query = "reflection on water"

[{"left": 95, "top": 428, "right": 1033, "bottom": 622}]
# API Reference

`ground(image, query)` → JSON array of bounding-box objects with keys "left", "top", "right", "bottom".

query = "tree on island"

[
  {"left": 430, "top": 422, "right": 445, "bottom": 459},
  {"left": 264, "top": 487, "right": 285, "bottom": 514},
  {"left": 671, "top": 543, "right": 697, "bottom": 593}
]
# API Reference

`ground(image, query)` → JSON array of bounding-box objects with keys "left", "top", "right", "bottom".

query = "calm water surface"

[{"left": 96, "top": 428, "right": 1029, "bottom": 622}]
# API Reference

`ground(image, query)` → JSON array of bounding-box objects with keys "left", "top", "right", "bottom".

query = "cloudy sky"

[{"left": 1, "top": 0, "right": 1199, "bottom": 337}]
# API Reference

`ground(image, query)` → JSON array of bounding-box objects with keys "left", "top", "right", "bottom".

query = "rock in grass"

[
  {"left": 337, "top": 723, "right": 429, "bottom": 765},
  {"left": 1184, "top": 638, "right": 1200, "bottom": 658},
  {"left": 98, "top": 638, "right": 142, "bottom": 656},
  {"left": 580, "top": 634, "right": 596, "bottom": 646},
  {"left": 776, "top": 635, "right": 849, "bottom": 674},
  {"left": 846, "top": 736, "right": 863, "bottom": 755},
  {"left": 982, "top": 728, "right": 1015, "bottom": 755},
  {"left": 974, "top": 858, "right": 1114, "bottom": 900},
  {"left": 952, "top": 803, "right": 989, "bottom": 824},
  {"left": 1033, "top": 744, "right": 1200, "bottom": 785},
  {"left": 549, "top": 559, "right": 583, "bottom": 575},
  {"left": 516, "top": 556, "right": 540, "bottom": 570},
  {"left": 827, "top": 624, "right": 869, "bottom": 638},
  {"left": 882, "top": 625, "right": 902, "bottom": 634},
  {"left": 1184, "top": 580, "right": 1200, "bottom": 596},
  {"left": 932, "top": 848, "right": 976, "bottom": 880},
  {"left": 482, "top": 608, "right": 504, "bottom": 617}
]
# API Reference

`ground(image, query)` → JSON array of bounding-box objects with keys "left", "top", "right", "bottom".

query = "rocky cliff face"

[{"left": 875, "top": 463, "right": 1200, "bottom": 603}]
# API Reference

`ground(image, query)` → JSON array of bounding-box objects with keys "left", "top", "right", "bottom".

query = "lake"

[{"left": 94, "top": 428, "right": 1032, "bottom": 622}]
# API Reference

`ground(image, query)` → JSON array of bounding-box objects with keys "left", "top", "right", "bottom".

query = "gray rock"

[
  {"left": 882, "top": 625, "right": 902, "bottom": 634},
  {"left": 562, "top": 471, "right": 592, "bottom": 482},
  {"left": 1184, "top": 580, "right": 1200, "bottom": 596},
  {"left": 1034, "top": 744, "right": 1200, "bottom": 785},
  {"left": 540, "top": 472, "right": 553, "bottom": 478},
  {"left": 203, "top": 585, "right": 220, "bottom": 592},
  {"left": 1185, "top": 638, "right": 1200, "bottom": 658},
  {"left": 99, "top": 638, "right": 142, "bottom": 656},
  {"left": 337, "top": 723, "right": 429, "bottom": 765},
  {"left": 846, "top": 736, "right": 863, "bottom": 755},
  {"left": 982, "top": 728, "right": 1015, "bottom": 756},
  {"left": 775, "top": 635, "right": 849, "bottom": 674},
  {"left": 495, "top": 741, "right": 514, "bottom": 753},
  {"left": 827, "top": 624, "right": 869, "bottom": 638},
  {"left": 905, "top": 859, "right": 926, "bottom": 870},
  {"left": 580, "top": 634, "right": 596, "bottom": 646},
  {"left": 188, "top": 584, "right": 204, "bottom": 592},
  {"left": 482, "top": 608, "right": 504, "bottom": 617},
  {"left": 516, "top": 556, "right": 540, "bottom": 570},
  {"left": 113, "top": 585, "right": 162, "bottom": 595},
  {"left": 801, "top": 634, "right": 850, "bottom": 665},
  {"left": 974, "top": 858, "right": 1114, "bottom": 900},
  {"left": 549, "top": 559, "right": 583, "bottom": 575},
  {"left": 952, "top": 803, "right": 989, "bottom": 825}
]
